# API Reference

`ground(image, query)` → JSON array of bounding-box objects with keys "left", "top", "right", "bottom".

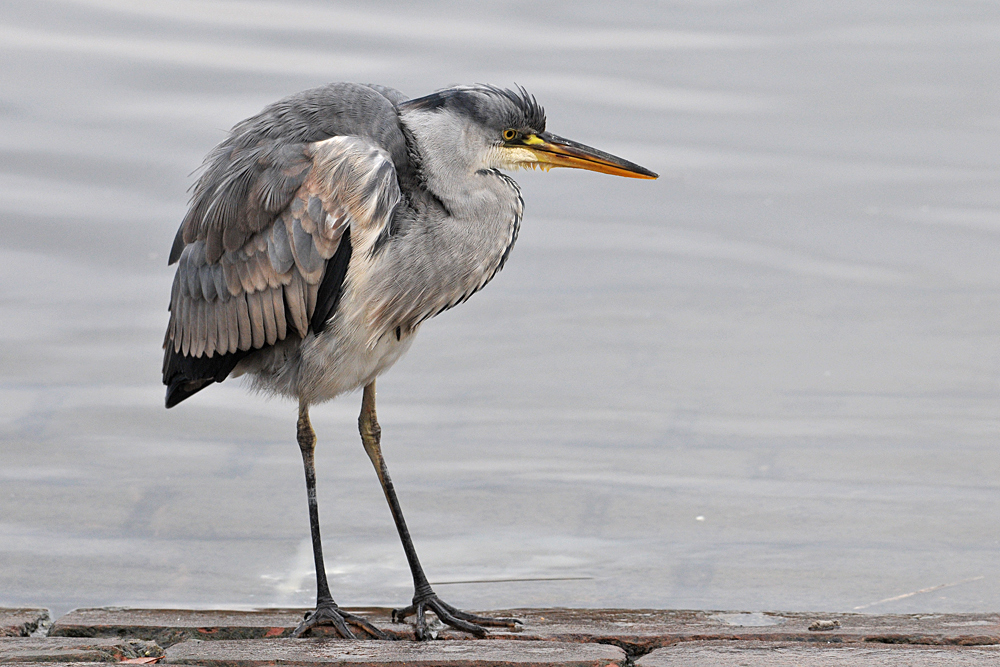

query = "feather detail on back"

[{"left": 168, "top": 82, "right": 413, "bottom": 266}]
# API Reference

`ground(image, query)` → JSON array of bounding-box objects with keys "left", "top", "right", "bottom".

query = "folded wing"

[{"left": 163, "top": 135, "right": 401, "bottom": 407}]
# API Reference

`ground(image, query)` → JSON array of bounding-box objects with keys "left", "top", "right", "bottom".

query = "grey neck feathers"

[{"left": 361, "top": 107, "right": 523, "bottom": 331}]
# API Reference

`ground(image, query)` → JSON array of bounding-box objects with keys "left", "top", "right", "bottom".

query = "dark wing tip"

[
  {"left": 163, "top": 347, "right": 251, "bottom": 408},
  {"left": 165, "top": 377, "right": 214, "bottom": 408}
]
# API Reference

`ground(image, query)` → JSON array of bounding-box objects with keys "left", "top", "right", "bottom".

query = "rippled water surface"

[{"left": 2, "top": 1, "right": 1000, "bottom": 619}]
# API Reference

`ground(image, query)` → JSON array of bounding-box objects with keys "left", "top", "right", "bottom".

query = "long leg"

[
  {"left": 358, "top": 381, "right": 520, "bottom": 640},
  {"left": 291, "top": 401, "right": 388, "bottom": 639}
]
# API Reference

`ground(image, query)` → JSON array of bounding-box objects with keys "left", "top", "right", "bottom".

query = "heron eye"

[{"left": 503, "top": 129, "right": 517, "bottom": 141}]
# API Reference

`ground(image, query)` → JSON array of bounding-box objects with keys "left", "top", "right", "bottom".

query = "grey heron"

[{"left": 162, "top": 83, "right": 657, "bottom": 640}]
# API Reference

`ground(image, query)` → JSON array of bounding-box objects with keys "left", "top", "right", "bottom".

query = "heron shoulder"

[
  {"left": 170, "top": 83, "right": 413, "bottom": 266},
  {"left": 307, "top": 136, "right": 402, "bottom": 244}
]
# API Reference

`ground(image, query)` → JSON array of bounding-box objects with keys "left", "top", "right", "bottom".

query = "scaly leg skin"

[
  {"left": 292, "top": 401, "right": 389, "bottom": 640},
  {"left": 358, "top": 382, "right": 521, "bottom": 640}
]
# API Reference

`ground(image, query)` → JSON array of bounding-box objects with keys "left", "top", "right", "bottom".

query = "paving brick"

[
  {"left": 50, "top": 608, "right": 395, "bottom": 647},
  {"left": 474, "top": 609, "right": 1000, "bottom": 653},
  {"left": 635, "top": 641, "right": 1000, "bottom": 666},
  {"left": 164, "top": 638, "right": 625, "bottom": 666},
  {"left": 0, "top": 637, "right": 163, "bottom": 663},
  {"left": 0, "top": 610, "right": 50, "bottom": 638},
  {"left": 49, "top": 608, "right": 1000, "bottom": 652}
]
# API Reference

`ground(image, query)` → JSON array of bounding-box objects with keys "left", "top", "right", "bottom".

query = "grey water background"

[{"left": 2, "top": 0, "right": 999, "bottom": 619}]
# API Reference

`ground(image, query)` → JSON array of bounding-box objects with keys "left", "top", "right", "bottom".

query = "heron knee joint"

[
  {"left": 359, "top": 414, "right": 381, "bottom": 442},
  {"left": 297, "top": 415, "right": 317, "bottom": 452}
]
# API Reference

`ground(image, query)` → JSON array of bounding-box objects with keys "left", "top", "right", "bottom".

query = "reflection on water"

[{"left": 2, "top": 0, "right": 1000, "bottom": 619}]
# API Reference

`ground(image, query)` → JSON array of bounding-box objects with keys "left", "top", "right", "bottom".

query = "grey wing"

[
  {"left": 163, "top": 136, "right": 402, "bottom": 408},
  {"left": 169, "top": 82, "right": 412, "bottom": 265}
]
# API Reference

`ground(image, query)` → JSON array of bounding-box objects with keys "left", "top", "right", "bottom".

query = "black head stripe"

[{"left": 401, "top": 85, "right": 546, "bottom": 133}]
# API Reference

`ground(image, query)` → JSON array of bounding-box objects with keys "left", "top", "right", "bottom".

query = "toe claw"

[
  {"left": 392, "top": 604, "right": 414, "bottom": 625},
  {"left": 413, "top": 602, "right": 431, "bottom": 641}
]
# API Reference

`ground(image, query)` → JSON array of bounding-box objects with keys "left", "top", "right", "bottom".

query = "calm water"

[{"left": 2, "top": 0, "right": 1000, "bottom": 620}]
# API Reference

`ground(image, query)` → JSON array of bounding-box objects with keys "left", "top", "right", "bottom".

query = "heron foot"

[
  {"left": 392, "top": 593, "right": 521, "bottom": 640},
  {"left": 291, "top": 601, "right": 389, "bottom": 639}
]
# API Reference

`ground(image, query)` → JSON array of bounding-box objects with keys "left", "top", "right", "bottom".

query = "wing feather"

[
  {"left": 235, "top": 257, "right": 255, "bottom": 293},
  {"left": 285, "top": 271, "right": 308, "bottom": 337},
  {"left": 170, "top": 271, "right": 180, "bottom": 307},
  {"left": 212, "top": 264, "right": 228, "bottom": 302},
  {"left": 262, "top": 289, "right": 278, "bottom": 345},
  {"left": 271, "top": 288, "right": 287, "bottom": 340},
  {"left": 222, "top": 299, "right": 237, "bottom": 355},
  {"left": 205, "top": 300, "right": 218, "bottom": 358},
  {"left": 235, "top": 293, "right": 252, "bottom": 351},
  {"left": 187, "top": 242, "right": 206, "bottom": 299},
  {"left": 195, "top": 300, "right": 208, "bottom": 358},
  {"left": 268, "top": 218, "right": 295, "bottom": 274},
  {"left": 305, "top": 280, "right": 318, "bottom": 318},
  {"left": 199, "top": 264, "right": 217, "bottom": 301},
  {"left": 191, "top": 300, "right": 202, "bottom": 356},
  {"left": 253, "top": 251, "right": 278, "bottom": 289},
  {"left": 249, "top": 255, "right": 269, "bottom": 292},
  {"left": 180, "top": 299, "right": 191, "bottom": 356},
  {"left": 190, "top": 300, "right": 201, "bottom": 358},
  {"left": 289, "top": 216, "right": 325, "bottom": 281},
  {"left": 223, "top": 261, "right": 242, "bottom": 297},
  {"left": 247, "top": 290, "right": 265, "bottom": 349}
]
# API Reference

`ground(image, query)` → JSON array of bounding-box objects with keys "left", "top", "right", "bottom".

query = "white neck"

[
  {"left": 350, "top": 107, "right": 524, "bottom": 341},
  {"left": 401, "top": 106, "right": 514, "bottom": 219}
]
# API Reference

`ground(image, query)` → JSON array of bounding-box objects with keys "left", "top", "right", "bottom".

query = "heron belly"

[
  {"left": 235, "top": 317, "right": 416, "bottom": 404},
  {"left": 299, "top": 323, "right": 417, "bottom": 403}
]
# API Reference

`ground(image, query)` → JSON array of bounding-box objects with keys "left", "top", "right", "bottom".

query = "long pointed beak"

[{"left": 520, "top": 132, "right": 658, "bottom": 179}]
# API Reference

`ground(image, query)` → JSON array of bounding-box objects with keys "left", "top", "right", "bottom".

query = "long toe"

[
  {"left": 394, "top": 593, "right": 521, "bottom": 639},
  {"left": 292, "top": 603, "right": 389, "bottom": 639},
  {"left": 437, "top": 601, "right": 521, "bottom": 628}
]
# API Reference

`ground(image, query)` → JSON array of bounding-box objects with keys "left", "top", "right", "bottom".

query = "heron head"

[{"left": 400, "top": 85, "right": 657, "bottom": 180}]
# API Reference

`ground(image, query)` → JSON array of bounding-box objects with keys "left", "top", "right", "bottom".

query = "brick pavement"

[{"left": 1, "top": 607, "right": 997, "bottom": 665}]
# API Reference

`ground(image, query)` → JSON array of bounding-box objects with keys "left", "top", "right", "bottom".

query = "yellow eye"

[{"left": 503, "top": 129, "right": 517, "bottom": 141}]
